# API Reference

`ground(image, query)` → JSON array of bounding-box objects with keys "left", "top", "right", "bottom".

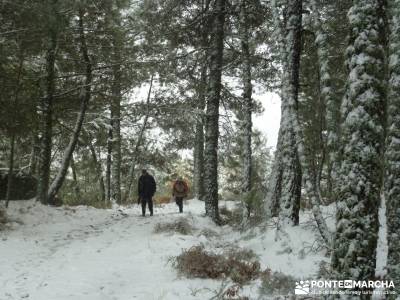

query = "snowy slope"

[{"left": 0, "top": 200, "right": 329, "bottom": 300}]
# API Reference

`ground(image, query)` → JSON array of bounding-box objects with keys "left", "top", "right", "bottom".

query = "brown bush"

[
  {"left": 173, "top": 245, "right": 262, "bottom": 285},
  {"left": 154, "top": 196, "right": 172, "bottom": 204},
  {"left": 154, "top": 217, "right": 193, "bottom": 235}
]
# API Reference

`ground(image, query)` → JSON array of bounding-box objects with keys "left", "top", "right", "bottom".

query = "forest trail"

[
  {"left": 0, "top": 200, "right": 229, "bottom": 300},
  {"left": 0, "top": 200, "right": 327, "bottom": 300}
]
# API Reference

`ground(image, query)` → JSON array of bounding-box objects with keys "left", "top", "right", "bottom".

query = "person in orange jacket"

[{"left": 172, "top": 176, "right": 189, "bottom": 213}]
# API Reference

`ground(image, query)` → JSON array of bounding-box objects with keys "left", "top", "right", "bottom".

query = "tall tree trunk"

[
  {"left": 240, "top": 0, "right": 253, "bottom": 194},
  {"left": 311, "top": 1, "right": 345, "bottom": 202},
  {"left": 204, "top": 0, "right": 226, "bottom": 223},
  {"left": 110, "top": 27, "right": 122, "bottom": 203},
  {"left": 269, "top": 0, "right": 303, "bottom": 229},
  {"left": 193, "top": 64, "right": 207, "bottom": 200},
  {"left": 265, "top": 129, "right": 284, "bottom": 218},
  {"left": 106, "top": 125, "right": 113, "bottom": 203},
  {"left": 385, "top": 0, "right": 400, "bottom": 293},
  {"left": 29, "top": 134, "right": 40, "bottom": 177},
  {"left": 5, "top": 51, "right": 24, "bottom": 207},
  {"left": 47, "top": 9, "right": 92, "bottom": 203},
  {"left": 87, "top": 136, "right": 106, "bottom": 202},
  {"left": 70, "top": 154, "right": 81, "bottom": 202},
  {"left": 110, "top": 79, "right": 121, "bottom": 204},
  {"left": 281, "top": 0, "right": 333, "bottom": 246},
  {"left": 331, "top": 0, "right": 385, "bottom": 284},
  {"left": 124, "top": 75, "right": 153, "bottom": 202},
  {"left": 194, "top": 0, "right": 212, "bottom": 201},
  {"left": 5, "top": 134, "right": 15, "bottom": 208},
  {"left": 37, "top": 3, "right": 58, "bottom": 204}
]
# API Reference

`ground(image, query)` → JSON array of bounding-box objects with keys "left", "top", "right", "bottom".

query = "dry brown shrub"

[
  {"left": 173, "top": 245, "right": 263, "bottom": 285},
  {"left": 154, "top": 217, "right": 193, "bottom": 235},
  {"left": 154, "top": 196, "right": 172, "bottom": 204}
]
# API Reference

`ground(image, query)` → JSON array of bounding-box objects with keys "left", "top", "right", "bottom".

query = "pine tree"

[
  {"left": 385, "top": 0, "right": 400, "bottom": 293},
  {"left": 36, "top": 0, "right": 59, "bottom": 205},
  {"left": 239, "top": 0, "right": 253, "bottom": 194},
  {"left": 268, "top": 0, "right": 303, "bottom": 228},
  {"left": 331, "top": 0, "right": 385, "bottom": 282},
  {"left": 110, "top": 10, "right": 123, "bottom": 204},
  {"left": 47, "top": 8, "right": 92, "bottom": 203},
  {"left": 193, "top": 64, "right": 207, "bottom": 200},
  {"left": 204, "top": 0, "right": 226, "bottom": 223},
  {"left": 193, "top": 14, "right": 210, "bottom": 201}
]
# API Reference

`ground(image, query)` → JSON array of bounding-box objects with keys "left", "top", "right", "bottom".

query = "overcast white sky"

[
  {"left": 253, "top": 92, "right": 281, "bottom": 149},
  {"left": 131, "top": 81, "right": 281, "bottom": 151}
]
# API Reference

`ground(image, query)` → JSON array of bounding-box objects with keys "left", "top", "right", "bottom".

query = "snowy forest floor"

[{"left": 1, "top": 199, "right": 337, "bottom": 300}]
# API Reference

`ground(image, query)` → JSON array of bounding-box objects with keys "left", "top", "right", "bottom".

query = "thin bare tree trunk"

[
  {"left": 29, "top": 134, "right": 40, "bottom": 177},
  {"left": 124, "top": 75, "right": 153, "bottom": 202},
  {"left": 47, "top": 10, "right": 92, "bottom": 203},
  {"left": 106, "top": 125, "right": 113, "bottom": 203},
  {"left": 37, "top": 10, "right": 57, "bottom": 204},
  {"left": 193, "top": 2, "right": 211, "bottom": 201},
  {"left": 5, "top": 134, "right": 15, "bottom": 208},
  {"left": 110, "top": 83, "right": 121, "bottom": 204},
  {"left": 85, "top": 134, "right": 106, "bottom": 202},
  {"left": 70, "top": 154, "right": 81, "bottom": 201},
  {"left": 5, "top": 52, "right": 24, "bottom": 208},
  {"left": 240, "top": 0, "right": 253, "bottom": 194},
  {"left": 193, "top": 64, "right": 207, "bottom": 200}
]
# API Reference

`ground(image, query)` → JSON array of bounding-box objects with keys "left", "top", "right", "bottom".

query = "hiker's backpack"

[{"left": 174, "top": 180, "right": 187, "bottom": 197}]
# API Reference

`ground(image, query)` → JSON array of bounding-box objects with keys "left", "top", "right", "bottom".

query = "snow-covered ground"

[{"left": 0, "top": 200, "right": 331, "bottom": 300}]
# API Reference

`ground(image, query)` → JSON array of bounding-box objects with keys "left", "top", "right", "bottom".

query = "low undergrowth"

[
  {"left": 219, "top": 205, "right": 263, "bottom": 230},
  {"left": 259, "top": 270, "right": 297, "bottom": 296},
  {"left": 154, "top": 217, "right": 193, "bottom": 235},
  {"left": 219, "top": 206, "right": 242, "bottom": 227},
  {"left": 172, "top": 245, "right": 264, "bottom": 285}
]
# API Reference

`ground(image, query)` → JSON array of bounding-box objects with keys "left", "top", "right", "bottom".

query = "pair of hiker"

[{"left": 137, "top": 169, "right": 189, "bottom": 216}]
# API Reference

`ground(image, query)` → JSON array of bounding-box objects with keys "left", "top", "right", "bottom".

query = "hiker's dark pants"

[
  {"left": 175, "top": 197, "right": 183, "bottom": 213},
  {"left": 141, "top": 197, "right": 153, "bottom": 215}
]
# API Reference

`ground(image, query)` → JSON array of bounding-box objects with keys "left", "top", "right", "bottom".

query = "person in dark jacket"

[{"left": 138, "top": 169, "right": 156, "bottom": 216}]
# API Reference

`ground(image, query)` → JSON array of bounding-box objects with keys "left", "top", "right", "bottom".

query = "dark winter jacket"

[{"left": 138, "top": 174, "right": 156, "bottom": 199}]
